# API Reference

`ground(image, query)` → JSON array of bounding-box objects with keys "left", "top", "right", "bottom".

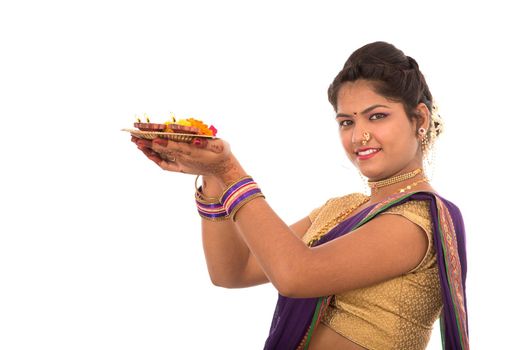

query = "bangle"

[
  {"left": 220, "top": 176, "right": 265, "bottom": 221},
  {"left": 194, "top": 175, "right": 220, "bottom": 202},
  {"left": 195, "top": 175, "right": 229, "bottom": 221},
  {"left": 195, "top": 197, "right": 229, "bottom": 221}
]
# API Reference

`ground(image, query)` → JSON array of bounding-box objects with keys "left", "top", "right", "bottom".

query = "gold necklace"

[
  {"left": 398, "top": 177, "right": 428, "bottom": 193},
  {"left": 306, "top": 177, "right": 428, "bottom": 247},
  {"left": 368, "top": 168, "right": 422, "bottom": 193}
]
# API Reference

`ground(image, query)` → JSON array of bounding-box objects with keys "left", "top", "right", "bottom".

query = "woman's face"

[{"left": 336, "top": 80, "right": 422, "bottom": 181}]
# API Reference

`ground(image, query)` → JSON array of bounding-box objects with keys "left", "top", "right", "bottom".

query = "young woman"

[{"left": 131, "top": 42, "right": 469, "bottom": 350}]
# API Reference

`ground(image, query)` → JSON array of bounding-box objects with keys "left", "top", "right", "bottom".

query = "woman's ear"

[{"left": 414, "top": 103, "right": 431, "bottom": 130}]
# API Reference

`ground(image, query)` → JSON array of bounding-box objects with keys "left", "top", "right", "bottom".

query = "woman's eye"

[
  {"left": 339, "top": 120, "right": 354, "bottom": 127},
  {"left": 370, "top": 113, "right": 387, "bottom": 120}
]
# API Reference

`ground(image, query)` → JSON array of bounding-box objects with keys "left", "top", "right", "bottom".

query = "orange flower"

[{"left": 187, "top": 118, "right": 216, "bottom": 136}]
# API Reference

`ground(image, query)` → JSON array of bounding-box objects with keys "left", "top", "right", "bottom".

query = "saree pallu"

[{"left": 263, "top": 191, "right": 469, "bottom": 350}]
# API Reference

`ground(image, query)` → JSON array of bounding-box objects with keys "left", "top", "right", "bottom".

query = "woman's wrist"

[
  {"left": 196, "top": 171, "right": 255, "bottom": 221},
  {"left": 200, "top": 175, "right": 225, "bottom": 199},
  {"left": 219, "top": 175, "right": 264, "bottom": 221},
  {"left": 213, "top": 156, "right": 248, "bottom": 187},
  {"left": 199, "top": 155, "right": 244, "bottom": 197},
  {"left": 194, "top": 154, "right": 251, "bottom": 222}
]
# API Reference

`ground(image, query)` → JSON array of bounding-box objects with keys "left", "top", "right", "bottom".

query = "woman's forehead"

[{"left": 337, "top": 81, "right": 397, "bottom": 114}]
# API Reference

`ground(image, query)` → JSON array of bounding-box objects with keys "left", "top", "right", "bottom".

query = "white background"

[{"left": 1, "top": 1, "right": 522, "bottom": 349}]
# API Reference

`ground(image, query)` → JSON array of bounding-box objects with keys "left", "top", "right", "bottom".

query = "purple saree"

[{"left": 263, "top": 191, "right": 469, "bottom": 350}]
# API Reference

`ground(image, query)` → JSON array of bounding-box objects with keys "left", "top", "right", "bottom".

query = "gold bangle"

[
  {"left": 219, "top": 175, "right": 253, "bottom": 204},
  {"left": 230, "top": 193, "right": 265, "bottom": 221},
  {"left": 194, "top": 175, "right": 220, "bottom": 203},
  {"left": 198, "top": 213, "right": 230, "bottom": 222}
]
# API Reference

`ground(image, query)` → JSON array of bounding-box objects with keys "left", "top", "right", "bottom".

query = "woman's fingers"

[
  {"left": 207, "top": 139, "right": 227, "bottom": 154},
  {"left": 153, "top": 138, "right": 225, "bottom": 153},
  {"left": 134, "top": 136, "right": 226, "bottom": 156},
  {"left": 192, "top": 138, "right": 207, "bottom": 148},
  {"left": 140, "top": 148, "right": 188, "bottom": 172},
  {"left": 156, "top": 159, "right": 189, "bottom": 173},
  {"left": 131, "top": 136, "right": 231, "bottom": 176},
  {"left": 138, "top": 145, "right": 163, "bottom": 163},
  {"left": 195, "top": 138, "right": 227, "bottom": 154},
  {"left": 135, "top": 138, "right": 153, "bottom": 149},
  {"left": 131, "top": 137, "right": 162, "bottom": 162},
  {"left": 152, "top": 138, "right": 194, "bottom": 156},
  {"left": 131, "top": 136, "right": 194, "bottom": 172}
]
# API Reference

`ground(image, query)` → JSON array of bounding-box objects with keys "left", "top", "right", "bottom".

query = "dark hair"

[{"left": 328, "top": 42, "right": 433, "bottom": 123}]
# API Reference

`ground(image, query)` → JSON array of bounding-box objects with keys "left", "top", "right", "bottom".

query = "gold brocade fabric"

[{"left": 305, "top": 194, "right": 443, "bottom": 350}]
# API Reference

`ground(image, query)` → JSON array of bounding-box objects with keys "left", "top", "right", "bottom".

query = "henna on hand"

[{"left": 134, "top": 136, "right": 242, "bottom": 179}]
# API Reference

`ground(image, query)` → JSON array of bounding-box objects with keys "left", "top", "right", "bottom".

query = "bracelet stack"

[
  {"left": 220, "top": 176, "right": 264, "bottom": 221},
  {"left": 195, "top": 188, "right": 229, "bottom": 221},
  {"left": 195, "top": 175, "right": 264, "bottom": 222}
]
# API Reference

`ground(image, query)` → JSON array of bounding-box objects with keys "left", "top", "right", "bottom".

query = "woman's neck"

[{"left": 366, "top": 168, "right": 429, "bottom": 204}]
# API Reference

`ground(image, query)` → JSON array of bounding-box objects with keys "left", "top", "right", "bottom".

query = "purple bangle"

[
  {"left": 195, "top": 187, "right": 229, "bottom": 221},
  {"left": 220, "top": 177, "right": 255, "bottom": 204},
  {"left": 196, "top": 201, "right": 228, "bottom": 219},
  {"left": 228, "top": 192, "right": 265, "bottom": 220},
  {"left": 220, "top": 176, "right": 264, "bottom": 220}
]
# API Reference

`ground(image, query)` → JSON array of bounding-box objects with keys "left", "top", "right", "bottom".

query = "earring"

[
  {"left": 418, "top": 128, "right": 429, "bottom": 154},
  {"left": 362, "top": 131, "right": 371, "bottom": 146},
  {"left": 358, "top": 171, "right": 370, "bottom": 195}
]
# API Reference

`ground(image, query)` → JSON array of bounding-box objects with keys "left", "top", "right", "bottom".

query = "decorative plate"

[{"left": 122, "top": 128, "right": 216, "bottom": 142}]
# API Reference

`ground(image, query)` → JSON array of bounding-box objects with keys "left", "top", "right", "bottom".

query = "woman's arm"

[
  {"left": 145, "top": 137, "right": 428, "bottom": 298},
  {"left": 201, "top": 175, "right": 313, "bottom": 288},
  {"left": 131, "top": 137, "right": 313, "bottom": 288},
  {"left": 205, "top": 155, "right": 428, "bottom": 298},
  {"left": 199, "top": 175, "right": 266, "bottom": 288},
  {"left": 232, "top": 195, "right": 428, "bottom": 298}
]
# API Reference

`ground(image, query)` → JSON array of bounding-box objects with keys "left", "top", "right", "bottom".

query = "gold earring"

[
  {"left": 362, "top": 131, "right": 371, "bottom": 146},
  {"left": 418, "top": 127, "right": 428, "bottom": 154}
]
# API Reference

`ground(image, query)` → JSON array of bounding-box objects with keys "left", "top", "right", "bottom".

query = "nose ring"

[{"left": 362, "top": 132, "right": 371, "bottom": 146}]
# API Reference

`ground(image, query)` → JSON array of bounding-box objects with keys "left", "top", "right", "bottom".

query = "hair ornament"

[{"left": 428, "top": 102, "right": 444, "bottom": 147}]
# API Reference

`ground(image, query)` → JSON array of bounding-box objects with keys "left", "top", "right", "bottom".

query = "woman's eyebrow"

[
  {"left": 335, "top": 104, "right": 391, "bottom": 119},
  {"left": 360, "top": 104, "right": 390, "bottom": 114}
]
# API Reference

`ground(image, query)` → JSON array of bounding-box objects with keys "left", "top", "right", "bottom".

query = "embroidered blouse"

[{"left": 304, "top": 193, "right": 443, "bottom": 350}]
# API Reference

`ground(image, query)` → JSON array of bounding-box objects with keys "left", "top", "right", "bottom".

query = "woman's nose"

[{"left": 352, "top": 123, "right": 368, "bottom": 147}]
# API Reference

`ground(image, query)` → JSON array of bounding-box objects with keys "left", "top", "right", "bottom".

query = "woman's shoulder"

[
  {"left": 380, "top": 198, "right": 432, "bottom": 234},
  {"left": 308, "top": 192, "right": 369, "bottom": 223},
  {"left": 409, "top": 191, "right": 465, "bottom": 219},
  {"left": 384, "top": 191, "right": 463, "bottom": 214},
  {"left": 383, "top": 198, "right": 430, "bottom": 216},
  {"left": 378, "top": 191, "right": 465, "bottom": 232}
]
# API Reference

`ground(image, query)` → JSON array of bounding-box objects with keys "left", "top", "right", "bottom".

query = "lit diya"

[{"left": 133, "top": 114, "right": 217, "bottom": 136}]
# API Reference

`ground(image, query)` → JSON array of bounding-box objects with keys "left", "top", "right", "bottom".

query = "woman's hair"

[{"left": 328, "top": 41, "right": 442, "bottom": 142}]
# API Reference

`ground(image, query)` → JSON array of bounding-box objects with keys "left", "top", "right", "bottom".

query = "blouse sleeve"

[
  {"left": 306, "top": 193, "right": 369, "bottom": 230},
  {"left": 380, "top": 199, "right": 435, "bottom": 273},
  {"left": 308, "top": 201, "right": 330, "bottom": 224}
]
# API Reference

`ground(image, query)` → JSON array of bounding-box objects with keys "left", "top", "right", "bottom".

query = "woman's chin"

[{"left": 357, "top": 167, "right": 384, "bottom": 181}]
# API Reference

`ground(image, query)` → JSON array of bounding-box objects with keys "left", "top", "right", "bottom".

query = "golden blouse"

[{"left": 304, "top": 194, "right": 442, "bottom": 350}]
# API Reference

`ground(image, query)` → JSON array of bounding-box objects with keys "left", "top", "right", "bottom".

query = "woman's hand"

[{"left": 131, "top": 136, "right": 243, "bottom": 180}]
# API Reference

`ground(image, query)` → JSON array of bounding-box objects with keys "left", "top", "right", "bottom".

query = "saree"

[{"left": 263, "top": 191, "right": 469, "bottom": 350}]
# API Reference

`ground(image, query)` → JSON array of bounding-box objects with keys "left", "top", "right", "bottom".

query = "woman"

[{"left": 131, "top": 42, "right": 469, "bottom": 350}]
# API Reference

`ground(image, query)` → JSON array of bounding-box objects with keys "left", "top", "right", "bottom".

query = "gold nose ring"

[{"left": 362, "top": 132, "right": 371, "bottom": 146}]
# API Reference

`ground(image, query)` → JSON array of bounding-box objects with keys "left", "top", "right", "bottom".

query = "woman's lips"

[{"left": 356, "top": 148, "right": 381, "bottom": 160}]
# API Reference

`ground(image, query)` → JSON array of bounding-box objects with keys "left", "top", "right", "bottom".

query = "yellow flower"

[{"left": 175, "top": 119, "right": 192, "bottom": 127}]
